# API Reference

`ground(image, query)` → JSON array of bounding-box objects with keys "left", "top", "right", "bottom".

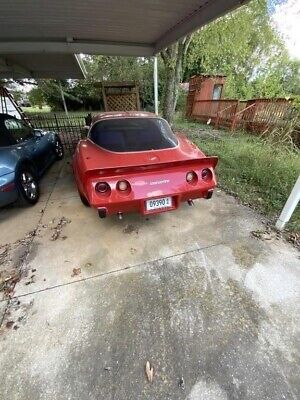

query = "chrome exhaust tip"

[{"left": 118, "top": 212, "right": 123, "bottom": 220}]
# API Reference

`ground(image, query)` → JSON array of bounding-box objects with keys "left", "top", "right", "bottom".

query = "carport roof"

[
  {"left": 0, "top": 0, "right": 248, "bottom": 78},
  {"left": 0, "top": 54, "right": 85, "bottom": 79}
]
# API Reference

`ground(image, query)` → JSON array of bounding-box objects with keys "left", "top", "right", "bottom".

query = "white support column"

[
  {"left": 275, "top": 175, "right": 300, "bottom": 230},
  {"left": 59, "top": 81, "right": 69, "bottom": 117},
  {"left": 153, "top": 56, "right": 159, "bottom": 115}
]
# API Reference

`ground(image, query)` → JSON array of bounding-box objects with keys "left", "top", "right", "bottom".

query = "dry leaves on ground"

[
  {"left": 50, "top": 217, "right": 71, "bottom": 241},
  {"left": 145, "top": 361, "right": 154, "bottom": 383},
  {"left": 71, "top": 267, "right": 81, "bottom": 277}
]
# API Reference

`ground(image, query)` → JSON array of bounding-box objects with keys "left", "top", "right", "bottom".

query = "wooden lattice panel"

[
  {"left": 102, "top": 81, "right": 140, "bottom": 111},
  {"left": 106, "top": 93, "right": 138, "bottom": 111}
]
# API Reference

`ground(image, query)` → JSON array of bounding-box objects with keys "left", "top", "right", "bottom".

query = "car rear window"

[
  {"left": 89, "top": 117, "right": 178, "bottom": 152},
  {"left": 4, "top": 118, "right": 33, "bottom": 143}
]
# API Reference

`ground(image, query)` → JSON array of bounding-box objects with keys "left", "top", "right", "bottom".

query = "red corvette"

[{"left": 73, "top": 112, "right": 218, "bottom": 219}]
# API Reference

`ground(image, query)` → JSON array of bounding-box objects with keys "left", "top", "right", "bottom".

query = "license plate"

[{"left": 145, "top": 196, "right": 172, "bottom": 211}]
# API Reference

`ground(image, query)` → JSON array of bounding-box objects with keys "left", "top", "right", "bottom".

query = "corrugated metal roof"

[{"left": 0, "top": 0, "right": 248, "bottom": 78}]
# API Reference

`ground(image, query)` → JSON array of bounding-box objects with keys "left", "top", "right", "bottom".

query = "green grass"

[
  {"left": 175, "top": 116, "right": 300, "bottom": 233},
  {"left": 21, "top": 105, "right": 51, "bottom": 113}
]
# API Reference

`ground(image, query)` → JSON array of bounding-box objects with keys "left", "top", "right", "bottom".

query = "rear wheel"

[
  {"left": 16, "top": 167, "right": 40, "bottom": 205},
  {"left": 54, "top": 136, "right": 64, "bottom": 160},
  {"left": 79, "top": 192, "right": 90, "bottom": 207}
]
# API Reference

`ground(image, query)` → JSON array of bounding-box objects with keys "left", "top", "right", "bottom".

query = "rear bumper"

[
  {"left": 90, "top": 186, "right": 215, "bottom": 217},
  {"left": 0, "top": 172, "right": 18, "bottom": 207},
  {"left": 76, "top": 157, "right": 218, "bottom": 217}
]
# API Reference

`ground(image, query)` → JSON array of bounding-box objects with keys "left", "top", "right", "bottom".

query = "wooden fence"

[{"left": 188, "top": 98, "right": 296, "bottom": 134}]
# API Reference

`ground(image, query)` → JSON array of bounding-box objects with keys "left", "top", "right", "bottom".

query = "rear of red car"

[{"left": 73, "top": 113, "right": 218, "bottom": 218}]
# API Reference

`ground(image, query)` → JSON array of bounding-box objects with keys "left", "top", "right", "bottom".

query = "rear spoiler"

[{"left": 85, "top": 156, "right": 218, "bottom": 179}]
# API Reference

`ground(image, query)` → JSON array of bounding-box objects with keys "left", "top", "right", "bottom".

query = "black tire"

[
  {"left": 16, "top": 166, "right": 40, "bottom": 206},
  {"left": 79, "top": 192, "right": 90, "bottom": 207},
  {"left": 53, "top": 136, "right": 64, "bottom": 160}
]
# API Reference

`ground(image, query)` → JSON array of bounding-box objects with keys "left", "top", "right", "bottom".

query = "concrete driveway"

[{"left": 0, "top": 158, "right": 299, "bottom": 400}]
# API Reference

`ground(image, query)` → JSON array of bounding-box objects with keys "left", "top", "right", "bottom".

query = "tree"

[
  {"left": 28, "top": 87, "right": 45, "bottom": 109},
  {"left": 85, "top": 55, "right": 164, "bottom": 111},
  {"left": 27, "top": 57, "right": 165, "bottom": 112},
  {"left": 160, "top": 35, "right": 192, "bottom": 123},
  {"left": 184, "top": 0, "right": 299, "bottom": 100}
]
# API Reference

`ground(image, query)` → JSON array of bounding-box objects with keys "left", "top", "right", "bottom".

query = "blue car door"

[{"left": 5, "top": 118, "right": 51, "bottom": 172}]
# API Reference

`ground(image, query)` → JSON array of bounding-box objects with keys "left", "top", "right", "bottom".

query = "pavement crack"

[{"left": 0, "top": 241, "right": 224, "bottom": 301}]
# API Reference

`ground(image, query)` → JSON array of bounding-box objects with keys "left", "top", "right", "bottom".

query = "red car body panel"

[{"left": 73, "top": 112, "right": 218, "bottom": 217}]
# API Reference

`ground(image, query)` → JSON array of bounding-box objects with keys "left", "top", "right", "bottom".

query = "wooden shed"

[{"left": 186, "top": 74, "right": 226, "bottom": 117}]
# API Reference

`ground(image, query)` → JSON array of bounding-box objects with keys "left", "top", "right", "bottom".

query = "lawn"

[
  {"left": 174, "top": 116, "right": 300, "bottom": 233},
  {"left": 21, "top": 105, "right": 51, "bottom": 113}
]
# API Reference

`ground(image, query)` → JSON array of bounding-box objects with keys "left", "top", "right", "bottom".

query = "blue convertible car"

[{"left": 0, "top": 113, "right": 64, "bottom": 207}]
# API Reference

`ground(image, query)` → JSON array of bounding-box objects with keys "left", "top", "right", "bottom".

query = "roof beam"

[
  {"left": 154, "top": 0, "right": 248, "bottom": 53},
  {"left": 0, "top": 57, "right": 33, "bottom": 78},
  {"left": 0, "top": 40, "right": 154, "bottom": 57}
]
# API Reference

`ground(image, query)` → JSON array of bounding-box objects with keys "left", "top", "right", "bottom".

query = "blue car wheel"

[{"left": 16, "top": 166, "right": 40, "bottom": 205}]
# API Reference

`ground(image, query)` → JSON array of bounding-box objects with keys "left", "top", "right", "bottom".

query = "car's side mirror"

[{"left": 34, "top": 129, "right": 43, "bottom": 138}]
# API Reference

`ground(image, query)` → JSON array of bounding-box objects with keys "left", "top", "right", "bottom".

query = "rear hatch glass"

[{"left": 90, "top": 117, "right": 178, "bottom": 152}]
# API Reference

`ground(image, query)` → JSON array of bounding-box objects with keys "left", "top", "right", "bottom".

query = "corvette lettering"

[{"left": 149, "top": 179, "right": 170, "bottom": 185}]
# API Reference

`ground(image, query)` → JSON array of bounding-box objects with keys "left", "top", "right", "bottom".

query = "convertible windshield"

[{"left": 90, "top": 117, "right": 178, "bottom": 152}]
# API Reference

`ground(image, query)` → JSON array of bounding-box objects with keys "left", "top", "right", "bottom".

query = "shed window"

[{"left": 212, "top": 84, "right": 223, "bottom": 100}]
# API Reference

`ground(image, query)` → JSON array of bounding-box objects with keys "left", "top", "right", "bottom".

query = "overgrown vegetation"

[
  {"left": 175, "top": 116, "right": 300, "bottom": 233},
  {"left": 185, "top": 0, "right": 300, "bottom": 100}
]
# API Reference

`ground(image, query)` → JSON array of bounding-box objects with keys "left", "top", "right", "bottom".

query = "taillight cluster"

[
  {"left": 116, "top": 180, "right": 130, "bottom": 192},
  {"left": 201, "top": 168, "right": 213, "bottom": 181},
  {"left": 186, "top": 171, "right": 198, "bottom": 183},
  {"left": 186, "top": 168, "right": 213, "bottom": 184},
  {"left": 95, "top": 182, "right": 110, "bottom": 193},
  {"left": 95, "top": 180, "right": 131, "bottom": 195}
]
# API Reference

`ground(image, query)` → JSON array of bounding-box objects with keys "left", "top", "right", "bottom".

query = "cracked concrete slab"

[
  {"left": 12, "top": 191, "right": 265, "bottom": 297},
  {"left": 0, "top": 157, "right": 299, "bottom": 400},
  {"left": 0, "top": 247, "right": 299, "bottom": 400},
  {"left": 0, "top": 206, "right": 42, "bottom": 246},
  {"left": 8, "top": 158, "right": 264, "bottom": 297}
]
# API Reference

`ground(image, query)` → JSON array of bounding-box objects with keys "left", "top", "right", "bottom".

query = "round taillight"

[
  {"left": 95, "top": 182, "right": 109, "bottom": 193},
  {"left": 117, "top": 180, "right": 129, "bottom": 191},
  {"left": 202, "top": 168, "right": 213, "bottom": 181},
  {"left": 186, "top": 171, "right": 197, "bottom": 183}
]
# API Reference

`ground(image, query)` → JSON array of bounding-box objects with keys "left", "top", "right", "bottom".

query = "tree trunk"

[
  {"left": 163, "top": 64, "right": 176, "bottom": 123},
  {"left": 161, "top": 35, "right": 192, "bottom": 124}
]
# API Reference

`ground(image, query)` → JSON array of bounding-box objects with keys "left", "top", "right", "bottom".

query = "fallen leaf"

[
  {"left": 145, "top": 361, "right": 154, "bottom": 383},
  {"left": 5, "top": 321, "right": 14, "bottom": 329},
  {"left": 71, "top": 268, "right": 81, "bottom": 277}
]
